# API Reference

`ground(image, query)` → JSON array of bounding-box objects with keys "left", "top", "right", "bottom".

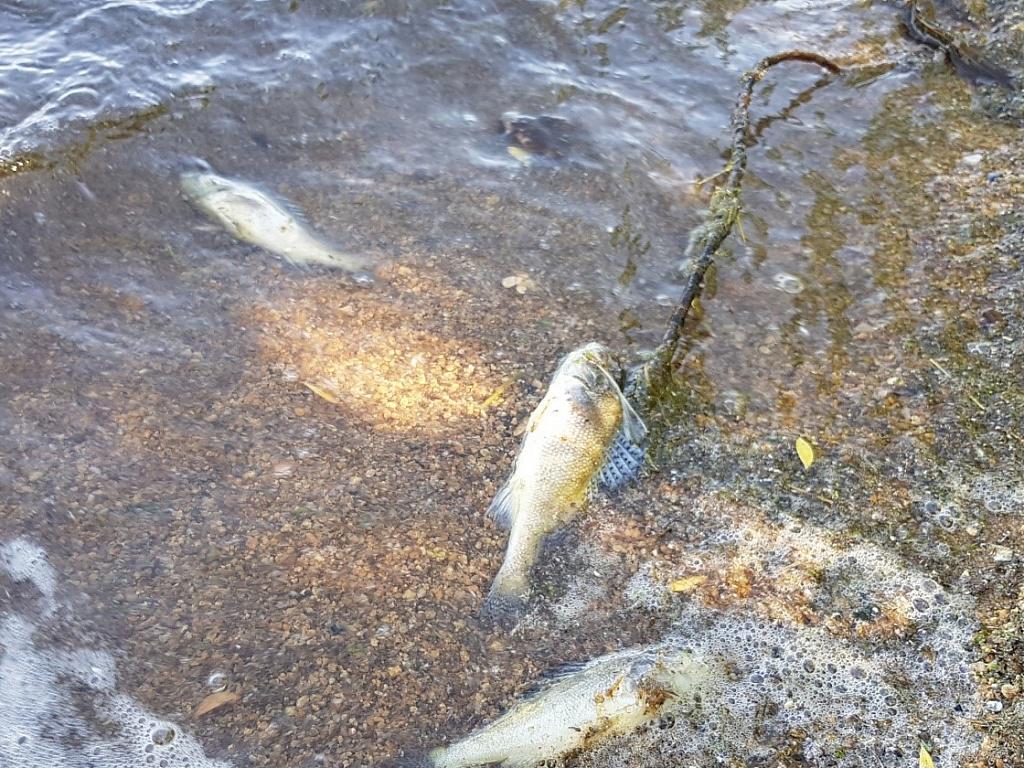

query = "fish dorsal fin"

[
  {"left": 487, "top": 479, "right": 515, "bottom": 529},
  {"left": 523, "top": 392, "right": 553, "bottom": 436},
  {"left": 518, "top": 660, "right": 591, "bottom": 702},
  {"left": 596, "top": 430, "right": 645, "bottom": 492}
]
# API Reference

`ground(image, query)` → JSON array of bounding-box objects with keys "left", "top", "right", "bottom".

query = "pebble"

[{"left": 991, "top": 545, "right": 1015, "bottom": 563}]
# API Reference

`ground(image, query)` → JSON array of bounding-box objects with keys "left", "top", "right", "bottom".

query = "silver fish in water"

[{"left": 180, "top": 171, "right": 373, "bottom": 275}]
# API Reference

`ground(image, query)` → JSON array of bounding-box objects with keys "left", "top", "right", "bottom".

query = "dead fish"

[
  {"left": 484, "top": 342, "right": 646, "bottom": 617},
  {"left": 180, "top": 171, "right": 374, "bottom": 275},
  {"left": 419, "top": 640, "right": 709, "bottom": 768}
]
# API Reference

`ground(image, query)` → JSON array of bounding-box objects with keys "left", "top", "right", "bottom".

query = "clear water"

[{"left": 2, "top": 1, "right": 1022, "bottom": 766}]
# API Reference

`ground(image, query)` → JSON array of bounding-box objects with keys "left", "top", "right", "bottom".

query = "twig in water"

[
  {"left": 929, "top": 357, "right": 988, "bottom": 412},
  {"left": 624, "top": 50, "right": 841, "bottom": 421},
  {"left": 694, "top": 167, "right": 729, "bottom": 187}
]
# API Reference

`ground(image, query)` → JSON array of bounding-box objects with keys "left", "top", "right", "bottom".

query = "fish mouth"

[
  {"left": 179, "top": 171, "right": 208, "bottom": 198},
  {"left": 179, "top": 171, "right": 231, "bottom": 199},
  {"left": 558, "top": 343, "right": 622, "bottom": 389}
]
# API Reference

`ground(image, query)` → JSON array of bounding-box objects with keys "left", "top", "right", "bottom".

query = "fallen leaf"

[
  {"left": 919, "top": 744, "right": 935, "bottom": 768},
  {"left": 795, "top": 436, "right": 815, "bottom": 469},
  {"left": 304, "top": 380, "right": 341, "bottom": 404},
  {"left": 669, "top": 575, "right": 707, "bottom": 593},
  {"left": 481, "top": 383, "right": 509, "bottom": 408},
  {"left": 507, "top": 145, "right": 531, "bottom": 164},
  {"left": 193, "top": 690, "right": 240, "bottom": 719},
  {"left": 515, "top": 276, "right": 537, "bottom": 294}
]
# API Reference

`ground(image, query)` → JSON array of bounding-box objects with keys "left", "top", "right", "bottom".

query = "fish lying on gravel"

[
  {"left": 180, "top": 171, "right": 374, "bottom": 275},
  {"left": 484, "top": 342, "right": 646, "bottom": 617},
  {"left": 419, "top": 640, "right": 709, "bottom": 768}
]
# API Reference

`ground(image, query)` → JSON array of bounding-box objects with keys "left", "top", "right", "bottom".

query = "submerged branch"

[{"left": 624, "top": 50, "right": 841, "bottom": 422}]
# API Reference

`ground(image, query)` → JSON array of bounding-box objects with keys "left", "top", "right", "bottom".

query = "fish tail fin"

[
  {"left": 481, "top": 563, "right": 530, "bottom": 625},
  {"left": 302, "top": 248, "right": 375, "bottom": 276},
  {"left": 480, "top": 589, "right": 527, "bottom": 627}
]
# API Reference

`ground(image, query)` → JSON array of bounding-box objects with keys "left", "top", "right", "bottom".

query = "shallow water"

[{"left": 2, "top": 0, "right": 1023, "bottom": 766}]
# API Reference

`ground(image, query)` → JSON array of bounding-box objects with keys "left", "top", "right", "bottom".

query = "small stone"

[
  {"left": 991, "top": 545, "right": 1015, "bottom": 563},
  {"left": 985, "top": 699, "right": 1003, "bottom": 713},
  {"left": 962, "top": 152, "right": 984, "bottom": 166},
  {"left": 501, "top": 275, "right": 519, "bottom": 289}
]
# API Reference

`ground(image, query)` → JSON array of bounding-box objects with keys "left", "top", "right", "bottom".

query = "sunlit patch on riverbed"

[{"left": 239, "top": 266, "right": 506, "bottom": 434}]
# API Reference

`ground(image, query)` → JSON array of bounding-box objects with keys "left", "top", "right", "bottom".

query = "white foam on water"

[
  {"left": 594, "top": 510, "right": 984, "bottom": 767},
  {"left": 577, "top": 602, "right": 980, "bottom": 768},
  {"left": 966, "top": 472, "right": 1024, "bottom": 516},
  {"left": 0, "top": 538, "right": 230, "bottom": 768},
  {"left": 0, "top": 538, "right": 58, "bottom": 617},
  {"left": 550, "top": 577, "right": 607, "bottom": 624}
]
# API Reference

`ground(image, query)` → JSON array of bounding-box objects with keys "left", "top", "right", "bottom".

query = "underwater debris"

[{"left": 901, "top": 0, "right": 1016, "bottom": 90}]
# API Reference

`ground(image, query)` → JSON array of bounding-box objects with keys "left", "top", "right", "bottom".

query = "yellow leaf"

[
  {"left": 481, "top": 383, "right": 509, "bottom": 408},
  {"left": 507, "top": 145, "right": 531, "bottom": 164},
  {"left": 193, "top": 690, "right": 240, "bottom": 718},
  {"left": 669, "top": 575, "right": 707, "bottom": 593},
  {"left": 919, "top": 744, "right": 935, "bottom": 768},
  {"left": 304, "top": 380, "right": 341, "bottom": 404},
  {"left": 795, "top": 436, "right": 815, "bottom": 469}
]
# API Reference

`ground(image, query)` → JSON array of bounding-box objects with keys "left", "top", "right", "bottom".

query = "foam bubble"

[
  {"left": 577, "top": 505, "right": 983, "bottom": 766},
  {"left": 0, "top": 539, "right": 230, "bottom": 768},
  {"left": 967, "top": 473, "right": 1023, "bottom": 515},
  {"left": 0, "top": 538, "right": 58, "bottom": 617}
]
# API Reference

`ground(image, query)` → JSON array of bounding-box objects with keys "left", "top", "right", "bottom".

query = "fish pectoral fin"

[
  {"left": 595, "top": 431, "right": 645, "bottom": 492},
  {"left": 618, "top": 392, "right": 648, "bottom": 445},
  {"left": 486, "top": 479, "right": 516, "bottom": 529},
  {"left": 590, "top": 360, "right": 647, "bottom": 445}
]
